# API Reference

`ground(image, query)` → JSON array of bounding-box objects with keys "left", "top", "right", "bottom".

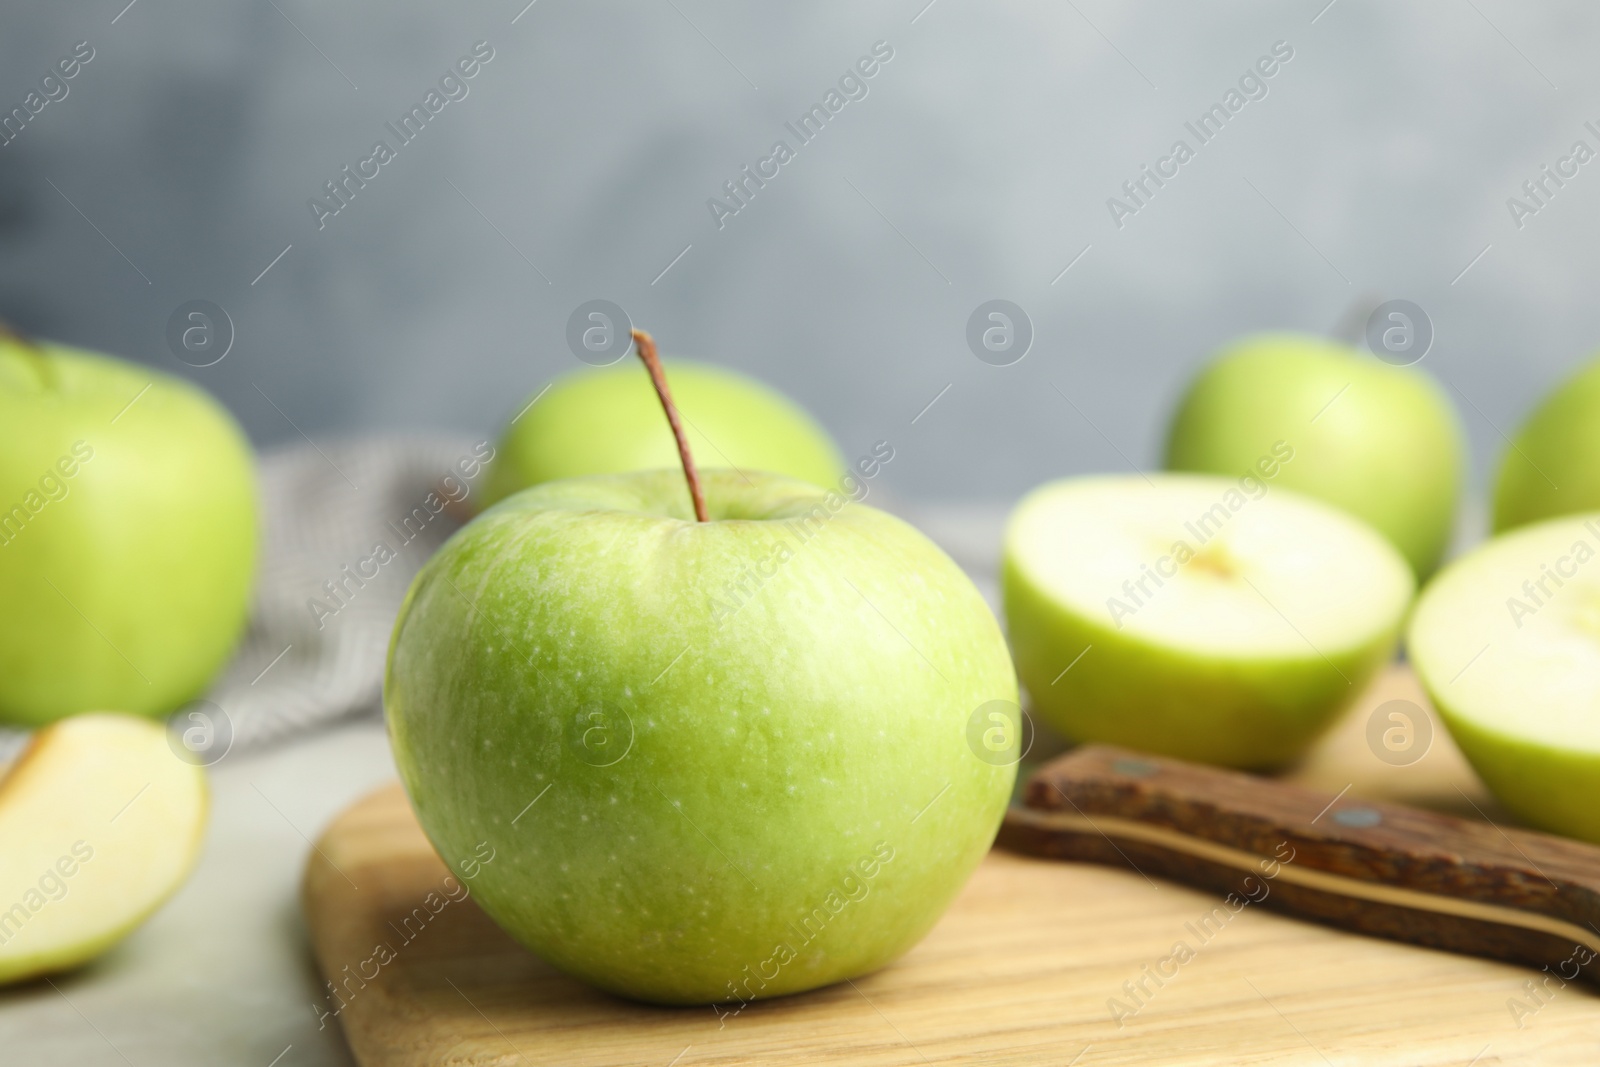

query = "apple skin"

[
  {"left": 0, "top": 339, "right": 257, "bottom": 725},
  {"left": 1493, "top": 354, "right": 1600, "bottom": 533},
  {"left": 1431, "top": 714, "right": 1600, "bottom": 843},
  {"left": 1004, "top": 561, "right": 1393, "bottom": 769},
  {"left": 385, "top": 470, "right": 1016, "bottom": 1005},
  {"left": 482, "top": 361, "right": 845, "bottom": 509},
  {"left": 1408, "top": 512, "right": 1600, "bottom": 842},
  {"left": 1165, "top": 333, "right": 1466, "bottom": 579},
  {"left": 1002, "top": 475, "right": 1413, "bottom": 770}
]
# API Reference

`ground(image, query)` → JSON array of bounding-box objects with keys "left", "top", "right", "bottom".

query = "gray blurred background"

[{"left": 2, "top": 0, "right": 1595, "bottom": 505}]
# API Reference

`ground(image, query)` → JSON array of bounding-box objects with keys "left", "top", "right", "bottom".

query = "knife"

[{"left": 998, "top": 744, "right": 1600, "bottom": 985}]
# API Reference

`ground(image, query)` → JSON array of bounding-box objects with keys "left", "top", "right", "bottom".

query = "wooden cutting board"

[{"left": 302, "top": 666, "right": 1600, "bottom": 1065}]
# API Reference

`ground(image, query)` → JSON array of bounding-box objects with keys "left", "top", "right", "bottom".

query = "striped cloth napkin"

[{"left": 201, "top": 434, "right": 493, "bottom": 751}]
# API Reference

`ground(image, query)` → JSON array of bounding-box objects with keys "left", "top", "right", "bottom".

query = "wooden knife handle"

[{"left": 998, "top": 744, "right": 1600, "bottom": 985}]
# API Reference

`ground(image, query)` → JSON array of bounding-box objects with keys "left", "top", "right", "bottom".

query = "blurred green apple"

[
  {"left": 1165, "top": 333, "right": 1465, "bottom": 579},
  {"left": 0, "top": 336, "right": 257, "bottom": 725},
  {"left": 1410, "top": 512, "right": 1600, "bottom": 842},
  {"left": 482, "top": 360, "right": 845, "bottom": 509},
  {"left": 1492, "top": 354, "right": 1600, "bottom": 532},
  {"left": 1003, "top": 473, "right": 1413, "bottom": 769}
]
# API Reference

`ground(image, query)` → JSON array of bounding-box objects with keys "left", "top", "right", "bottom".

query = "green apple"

[
  {"left": 0, "top": 336, "right": 257, "bottom": 725},
  {"left": 0, "top": 713, "right": 208, "bottom": 984},
  {"left": 1409, "top": 512, "right": 1600, "bottom": 841},
  {"left": 1493, "top": 354, "right": 1600, "bottom": 532},
  {"left": 1003, "top": 473, "right": 1414, "bottom": 769},
  {"left": 1165, "top": 332, "right": 1466, "bottom": 579},
  {"left": 386, "top": 467, "right": 1016, "bottom": 1005},
  {"left": 482, "top": 360, "right": 845, "bottom": 508}
]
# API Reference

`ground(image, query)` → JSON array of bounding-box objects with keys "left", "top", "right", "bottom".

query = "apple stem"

[{"left": 632, "top": 328, "right": 709, "bottom": 523}]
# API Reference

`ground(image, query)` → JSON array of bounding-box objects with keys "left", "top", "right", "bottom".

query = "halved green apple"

[
  {"left": 1410, "top": 513, "right": 1600, "bottom": 841},
  {"left": 1003, "top": 474, "right": 1414, "bottom": 768},
  {"left": 0, "top": 713, "right": 207, "bottom": 984}
]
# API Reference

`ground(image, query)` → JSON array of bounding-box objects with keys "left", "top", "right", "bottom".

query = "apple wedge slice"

[
  {"left": 1410, "top": 513, "right": 1600, "bottom": 842},
  {"left": 1004, "top": 474, "right": 1414, "bottom": 768},
  {"left": 0, "top": 713, "right": 207, "bottom": 984}
]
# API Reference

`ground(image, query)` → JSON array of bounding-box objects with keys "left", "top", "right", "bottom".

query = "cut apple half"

[
  {"left": 1003, "top": 474, "right": 1414, "bottom": 768},
  {"left": 0, "top": 713, "right": 208, "bottom": 984},
  {"left": 1410, "top": 513, "right": 1600, "bottom": 841}
]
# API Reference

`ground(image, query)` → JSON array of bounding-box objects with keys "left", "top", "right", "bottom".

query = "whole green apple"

[
  {"left": 1409, "top": 512, "right": 1600, "bottom": 842},
  {"left": 1492, "top": 353, "right": 1600, "bottom": 532},
  {"left": 482, "top": 360, "right": 845, "bottom": 509},
  {"left": 1003, "top": 473, "right": 1413, "bottom": 769},
  {"left": 1165, "top": 333, "right": 1465, "bottom": 579},
  {"left": 386, "top": 467, "right": 1016, "bottom": 1005},
  {"left": 0, "top": 335, "right": 257, "bottom": 725}
]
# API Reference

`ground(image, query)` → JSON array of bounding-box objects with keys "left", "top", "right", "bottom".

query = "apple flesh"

[
  {"left": 1004, "top": 474, "right": 1414, "bottom": 769},
  {"left": 482, "top": 360, "right": 845, "bottom": 509},
  {"left": 1165, "top": 333, "right": 1465, "bottom": 579},
  {"left": 0, "top": 713, "right": 208, "bottom": 984},
  {"left": 1493, "top": 354, "right": 1600, "bottom": 532},
  {"left": 0, "top": 338, "right": 258, "bottom": 725},
  {"left": 385, "top": 469, "right": 1016, "bottom": 1005},
  {"left": 1409, "top": 513, "right": 1600, "bottom": 842}
]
